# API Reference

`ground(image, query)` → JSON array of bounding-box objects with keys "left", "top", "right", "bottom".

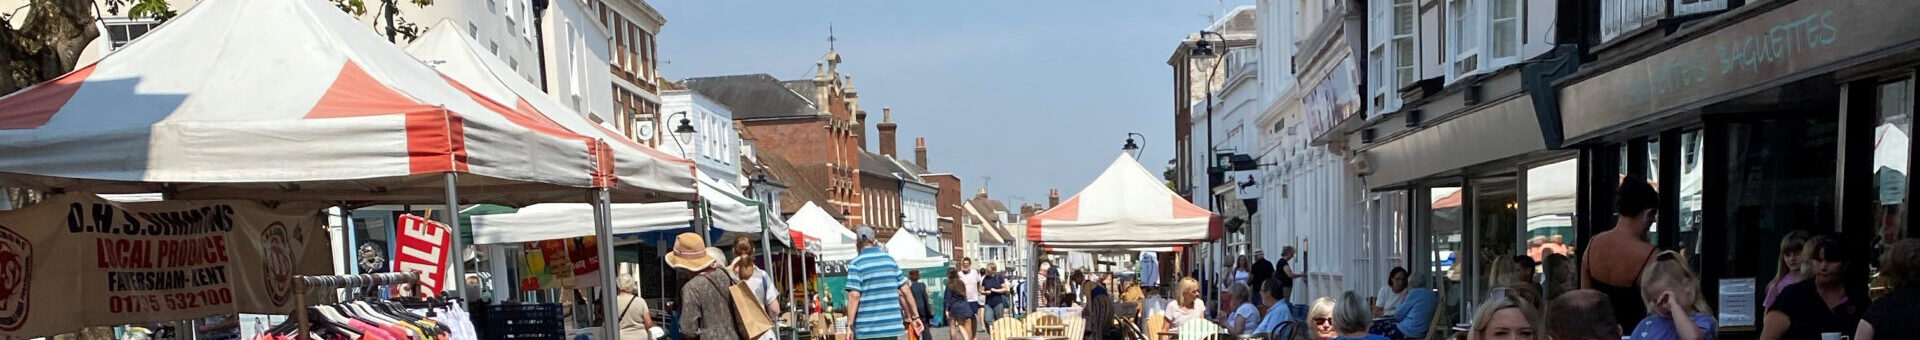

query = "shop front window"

[
  {"left": 1872, "top": 77, "right": 1913, "bottom": 294},
  {"left": 1525, "top": 158, "right": 1579, "bottom": 297},
  {"left": 1679, "top": 130, "right": 1706, "bottom": 271},
  {"left": 1649, "top": 137, "right": 1663, "bottom": 244},
  {"left": 1429, "top": 186, "right": 1465, "bottom": 327},
  {"left": 1718, "top": 116, "right": 1838, "bottom": 288}
]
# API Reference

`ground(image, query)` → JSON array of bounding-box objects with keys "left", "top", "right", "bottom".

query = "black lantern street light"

[
  {"left": 1122, "top": 132, "right": 1147, "bottom": 159},
  {"left": 668, "top": 111, "right": 698, "bottom": 148}
]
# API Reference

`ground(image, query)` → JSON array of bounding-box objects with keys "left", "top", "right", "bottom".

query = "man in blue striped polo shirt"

[{"left": 846, "top": 226, "right": 918, "bottom": 340}]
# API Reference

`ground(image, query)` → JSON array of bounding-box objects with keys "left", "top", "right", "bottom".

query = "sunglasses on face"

[{"left": 1312, "top": 317, "right": 1332, "bottom": 325}]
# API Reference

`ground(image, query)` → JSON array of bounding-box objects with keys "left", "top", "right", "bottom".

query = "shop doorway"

[{"left": 1468, "top": 176, "right": 1519, "bottom": 309}]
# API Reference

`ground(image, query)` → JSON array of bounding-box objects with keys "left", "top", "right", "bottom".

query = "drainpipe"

[{"left": 532, "top": 0, "right": 550, "bottom": 91}]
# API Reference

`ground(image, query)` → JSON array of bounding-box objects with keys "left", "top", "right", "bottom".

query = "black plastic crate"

[{"left": 480, "top": 304, "right": 564, "bottom": 340}]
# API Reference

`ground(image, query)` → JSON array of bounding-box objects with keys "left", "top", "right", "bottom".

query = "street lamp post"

[
  {"left": 1122, "top": 132, "right": 1147, "bottom": 159},
  {"left": 1190, "top": 30, "right": 1228, "bottom": 299},
  {"left": 667, "top": 111, "right": 698, "bottom": 156}
]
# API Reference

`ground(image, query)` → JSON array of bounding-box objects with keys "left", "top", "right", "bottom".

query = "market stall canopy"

[
  {"left": 1025, "top": 153, "right": 1222, "bottom": 249},
  {"left": 406, "top": 21, "right": 697, "bottom": 203},
  {"left": 0, "top": 0, "right": 647, "bottom": 205},
  {"left": 469, "top": 202, "right": 690, "bottom": 244},
  {"left": 466, "top": 171, "right": 781, "bottom": 244},
  {"left": 787, "top": 201, "right": 857, "bottom": 262},
  {"left": 885, "top": 232, "right": 947, "bottom": 269}
]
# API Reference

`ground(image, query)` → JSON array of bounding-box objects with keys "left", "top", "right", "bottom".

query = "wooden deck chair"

[
  {"left": 1063, "top": 317, "right": 1087, "bottom": 340},
  {"left": 1136, "top": 313, "right": 1167, "bottom": 340},
  {"left": 1033, "top": 314, "right": 1067, "bottom": 337},
  {"left": 1175, "top": 320, "right": 1224, "bottom": 340},
  {"left": 1420, "top": 287, "right": 1451, "bottom": 340},
  {"left": 1027, "top": 312, "right": 1053, "bottom": 329},
  {"left": 992, "top": 317, "right": 1029, "bottom": 340},
  {"left": 1121, "top": 318, "right": 1147, "bottom": 340}
]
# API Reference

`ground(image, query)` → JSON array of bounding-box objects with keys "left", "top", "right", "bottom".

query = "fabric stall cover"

[
  {"left": 885, "top": 232, "right": 948, "bottom": 270},
  {"left": 0, "top": 0, "right": 672, "bottom": 205},
  {"left": 469, "top": 202, "right": 691, "bottom": 244},
  {"left": 786, "top": 201, "right": 857, "bottom": 262},
  {"left": 468, "top": 172, "right": 776, "bottom": 245},
  {"left": 1025, "top": 153, "right": 1222, "bottom": 250},
  {"left": 406, "top": 21, "right": 696, "bottom": 203}
]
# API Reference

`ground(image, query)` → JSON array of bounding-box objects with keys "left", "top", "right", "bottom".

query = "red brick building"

[
  {"left": 685, "top": 51, "right": 865, "bottom": 226},
  {"left": 915, "top": 137, "right": 965, "bottom": 255}
]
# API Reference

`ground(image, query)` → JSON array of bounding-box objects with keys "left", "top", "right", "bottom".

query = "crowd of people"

[
  {"left": 1130, "top": 178, "right": 1920, "bottom": 340},
  {"left": 626, "top": 179, "right": 1920, "bottom": 340}
]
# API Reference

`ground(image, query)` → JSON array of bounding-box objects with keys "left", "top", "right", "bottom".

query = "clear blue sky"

[{"left": 653, "top": 0, "right": 1253, "bottom": 207}]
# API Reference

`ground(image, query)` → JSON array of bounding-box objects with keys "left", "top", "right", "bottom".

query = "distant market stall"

[
  {"left": 1023, "top": 153, "right": 1222, "bottom": 308},
  {"left": 1025, "top": 153, "right": 1223, "bottom": 250}
]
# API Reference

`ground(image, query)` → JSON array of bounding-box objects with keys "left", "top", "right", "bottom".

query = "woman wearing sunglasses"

[{"left": 1307, "top": 297, "right": 1339, "bottom": 340}]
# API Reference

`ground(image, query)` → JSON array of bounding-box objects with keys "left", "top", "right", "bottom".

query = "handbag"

[{"left": 728, "top": 278, "right": 776, "bottom": 339}]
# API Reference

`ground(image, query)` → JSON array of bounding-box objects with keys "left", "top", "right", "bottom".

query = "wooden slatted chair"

[
  {"left": 1027, "top": 312, "right": 1053, "bottom": 329},
  {"left": 1121, "top": 318, "right": 1147, "bottom": 340},
  {"left": 1032, "top": 313, "right": 1067, "bottom": 337},
  {"left": 992, "top": 317, "right": 1029, "bottom": 340},
  {"left": 1144, "top": 314, "right": 1170, "bottom": 340},
  {"left": 1063, "top": 317, "right": 1087, "bottom": 340},
  {"left": 1175, "top": 320, "right": 1224, "bottom": 340},
  {"left": 1419, "top": 287, "right": 1451, "bottom": 340}
]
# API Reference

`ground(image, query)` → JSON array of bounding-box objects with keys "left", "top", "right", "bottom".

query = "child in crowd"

[
  {"left": 1631, "top": 251, "right": 1715, "bottom": 340},
  {"left": 1763, "top": 230, "right": 1810, "bottom": 309}
]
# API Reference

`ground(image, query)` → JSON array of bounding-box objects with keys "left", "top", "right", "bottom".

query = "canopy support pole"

[
  {"left": 593, "top": 188, "right": 620, "bottom": 340},
  {"left": 1026, "top": 244, "right": 1038, "bottom": 313},
  {"left": 758, "top": 206, "right": 778, "bottom": 339},
  {"left": 444, "top": 173, "right": 469, "bottom": 299},
  {"left": 787, "top": 251, "right": 799, "bottom": 340}
]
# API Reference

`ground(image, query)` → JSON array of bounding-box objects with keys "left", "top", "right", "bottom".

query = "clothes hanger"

[{"left": 304, "top": 306, "right": 363, "bottom": 339}]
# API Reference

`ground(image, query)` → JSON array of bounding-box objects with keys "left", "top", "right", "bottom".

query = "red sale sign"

[{"left": 393, "top": 215, "right": 450, "bottom": 296}]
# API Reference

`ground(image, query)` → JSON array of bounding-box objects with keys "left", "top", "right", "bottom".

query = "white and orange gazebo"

[
  {"left": 0, "top": 0, "right": 695, "bottom": 205},
  {"left": 0, "top": 0, "right": 693, "bottom": 337},
  {"left": 1025, "top": 153, "right": 1224, "bottom": 252}
]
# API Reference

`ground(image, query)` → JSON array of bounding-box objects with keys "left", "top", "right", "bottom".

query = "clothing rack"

[{"left": 294, "top": 272, "right": 421, "bottom": 340}]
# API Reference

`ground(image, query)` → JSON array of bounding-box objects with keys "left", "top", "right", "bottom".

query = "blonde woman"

[
  {"left": 1466, "top": 289, "right": 1544, "bottom": 340},
  {"left": 1163, "top": 277, "right": 1208, "bottom": 327},
  {"left": 1306, "top": 297, "right": 1338, "bottom": 340}
]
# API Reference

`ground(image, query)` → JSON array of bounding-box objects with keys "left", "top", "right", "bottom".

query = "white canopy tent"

[
  {"left": 470, "top": 202, "right": 690, "bottom": 244},
  {"left": 0, "top": 1, "right": 695, "bottom": 337},
  {"left": 0, "top": 0, "right": 696, "bottom": 205},
  {"left": 885, "top": 232, "right": 948, "bottom": 270},
  {"left": 786, "top": 201, "right": 858, "bottom": 262},
  {"left": 468, "top": 172, "right": 780, "bottom": 244},
  {"left": 404, "top": 20, "right": 697, "bottom": 204},
  {"left": 1025, "top": 153, "right": 1223, "bottom": 250}
]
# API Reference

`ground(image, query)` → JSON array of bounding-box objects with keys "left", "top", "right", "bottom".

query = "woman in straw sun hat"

[{"left": 667, "top": 232, "right": 742, "bottom": 340}]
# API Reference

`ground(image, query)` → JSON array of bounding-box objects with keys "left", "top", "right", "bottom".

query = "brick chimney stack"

[
  {"left": 878, "top": 107, "right": 898, "bottom": 157},
  {"left": 1049, "top": 188, "right": 1060, "bottom": 208},
  {"left": 914, "top": 138, "right": 929, "bottom": 170}
]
